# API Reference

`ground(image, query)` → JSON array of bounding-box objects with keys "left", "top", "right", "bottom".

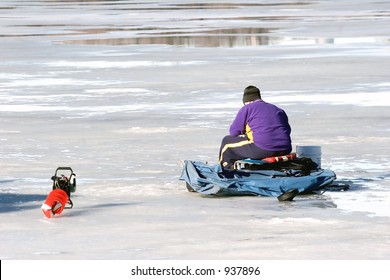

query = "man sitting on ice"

[{"left": 219, "top": 85, "right": 292, "bottom": 169}]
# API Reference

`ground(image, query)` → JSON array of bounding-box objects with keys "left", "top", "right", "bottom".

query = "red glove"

[{"left": 41, "top": 189, "right": 68, "bottom": 218}]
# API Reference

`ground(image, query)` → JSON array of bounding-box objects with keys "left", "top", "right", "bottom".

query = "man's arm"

[{"left": 229, "top": 107, "right": 247, "bottom": 136}]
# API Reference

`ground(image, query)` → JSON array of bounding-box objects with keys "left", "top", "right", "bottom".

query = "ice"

[{"left": 0, "top": 0, "right": 389, "bottom": 261}]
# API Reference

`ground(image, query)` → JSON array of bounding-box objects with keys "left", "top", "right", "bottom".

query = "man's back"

[{"left": 230, "top": 100, "right": 292, "bottom": 152}]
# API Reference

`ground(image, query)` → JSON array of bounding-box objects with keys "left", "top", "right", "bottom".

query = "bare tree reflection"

[{"left": 61, "top": 27, "right": 275, "bottom": 47}]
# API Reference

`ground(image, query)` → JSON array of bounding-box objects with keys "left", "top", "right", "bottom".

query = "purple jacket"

[{"left": 229, "top": 100, "right": 292, "bottom": 152}]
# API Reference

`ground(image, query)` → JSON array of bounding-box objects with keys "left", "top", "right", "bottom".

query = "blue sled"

[{"left": 179, "top": 160, "right": 337, "bottom": 199}]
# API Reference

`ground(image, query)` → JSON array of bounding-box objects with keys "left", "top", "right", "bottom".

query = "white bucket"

[{"left": 296, "top": 145, "right": 321, "bottom": 168}]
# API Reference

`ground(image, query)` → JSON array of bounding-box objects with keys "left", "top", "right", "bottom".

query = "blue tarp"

[{"left": 179, "top": 160, "right": 337, "bottom": 197}]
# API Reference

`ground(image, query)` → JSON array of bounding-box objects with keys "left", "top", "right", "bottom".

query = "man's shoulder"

[{"left": 261, "top": 101, "right": 285, "bottom": 111}]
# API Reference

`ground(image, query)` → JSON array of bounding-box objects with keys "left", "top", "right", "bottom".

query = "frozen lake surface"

[{"left": 0, "top": 0, "right": 389, "bottom": 260}]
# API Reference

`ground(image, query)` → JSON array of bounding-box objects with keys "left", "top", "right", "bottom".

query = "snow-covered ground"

[{"left": 1, "top": 0, "right": 389, "bottom": 264}]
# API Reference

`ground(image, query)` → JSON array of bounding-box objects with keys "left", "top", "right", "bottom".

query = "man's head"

[{"left": 243, "top": 85, "right": 261, "bottom": 104}]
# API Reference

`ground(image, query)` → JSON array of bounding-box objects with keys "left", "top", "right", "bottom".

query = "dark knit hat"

[{"left": 243, "top": 85, "right": 261, "bottom": 103}]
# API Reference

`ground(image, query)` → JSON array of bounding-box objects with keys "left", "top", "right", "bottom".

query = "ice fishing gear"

[
  {"left": 277, "top": 188, "right": 299, "bottom": 202},
  {"left": 41, "top": 167, "right": 76, "bottom": 218},
  {"left": 180, "top": 158, "right": 337, "bottom": 199},
  {"left": 41, "top": 189, "right": 69, "bottom": 218},
  {"left": 51, "top": 167, "right": 76, "bottom": 209}
]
